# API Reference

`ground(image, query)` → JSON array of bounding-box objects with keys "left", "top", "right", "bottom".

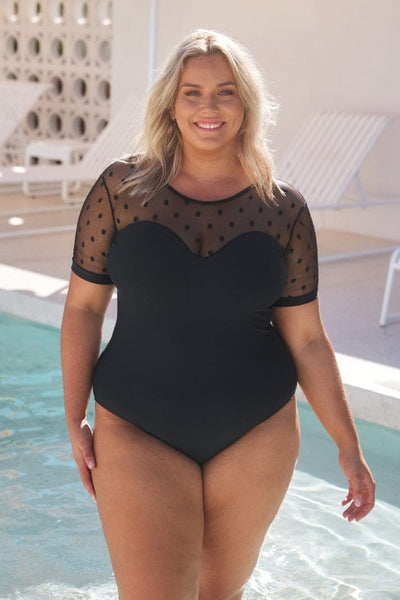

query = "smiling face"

[{"left": 173, "top": 52, "right": 245, "bottom": 157}]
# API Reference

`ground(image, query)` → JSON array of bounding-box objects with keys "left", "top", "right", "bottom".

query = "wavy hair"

[{"left": 120, "top": 29, "right": 278, "bottom": 204}]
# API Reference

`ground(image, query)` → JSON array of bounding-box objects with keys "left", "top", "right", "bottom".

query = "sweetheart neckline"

[{"left": 113, "top": 219, "right": 283, "bottom": 261}]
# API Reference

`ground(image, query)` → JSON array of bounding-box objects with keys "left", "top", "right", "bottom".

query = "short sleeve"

[
  {"left": 274, "top": 196, "right": 319, "bottom": 307},
  {"left": 71, "top": 169, "right": 116, "bottom": 284}
]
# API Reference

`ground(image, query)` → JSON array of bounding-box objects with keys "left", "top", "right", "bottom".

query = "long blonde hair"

[{"left": 120, "top": 29, "right": 278, "bottom": 204}]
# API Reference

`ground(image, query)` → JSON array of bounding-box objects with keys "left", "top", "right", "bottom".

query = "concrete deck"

[{"left": 0, "top": 189, "right": 399, "bottom": 430}]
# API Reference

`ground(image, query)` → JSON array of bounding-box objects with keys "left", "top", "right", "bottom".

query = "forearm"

[
  {"left": 61, "top": 304, "right": 104, "bottom": 432},
  {"left": 294, "top": 334, "right": 361, "bottom": 454},
  {"left": 273, "top": 291, "right": 374, "bottom": 519}
]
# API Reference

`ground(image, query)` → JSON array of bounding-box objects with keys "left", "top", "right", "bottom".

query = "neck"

[{"left": 179, "top": 146, "right": 245, "bottom": 185}]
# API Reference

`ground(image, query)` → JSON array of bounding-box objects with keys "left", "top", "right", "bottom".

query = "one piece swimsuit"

[{"left": 71, "top": 158, "right": 319, "bottom": 463}]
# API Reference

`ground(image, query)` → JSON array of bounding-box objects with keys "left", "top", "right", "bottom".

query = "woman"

[{"left": 61, "top": 29, "right": 375, "bottom": 600}]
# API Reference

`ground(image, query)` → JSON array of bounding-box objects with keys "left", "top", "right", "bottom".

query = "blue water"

[{"left": 1, "top": 313, "right": 399, "bottom": 599}]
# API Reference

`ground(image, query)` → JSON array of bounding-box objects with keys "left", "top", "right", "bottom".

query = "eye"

[
  {"left": 218, "top": 89, "right": 234, "bottom": 95},
  {"left": 184, "top": 90, "right": 200, "bottom": 96}
]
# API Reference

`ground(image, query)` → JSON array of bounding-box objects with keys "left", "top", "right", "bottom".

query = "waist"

[{"left": 95, "top": 317, "right": 296, "bottom": 390}]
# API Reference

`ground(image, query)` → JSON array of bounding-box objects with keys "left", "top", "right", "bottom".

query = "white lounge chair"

[
  {"left": 0, "top": 94, "right": 140, "bottom": 201},
  {"left": 276, "top": 110, "right": 392, "bottom": 209},
  {"left": 379, "top": 247, "right": 400, "bottom": 326},
  {"left": 0, "top": 80, "right": 49, "bottom": 157}
]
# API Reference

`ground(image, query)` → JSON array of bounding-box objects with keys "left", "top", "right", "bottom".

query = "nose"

[{"left": 203, "top": 93, "right": 218, "bottom": 111}]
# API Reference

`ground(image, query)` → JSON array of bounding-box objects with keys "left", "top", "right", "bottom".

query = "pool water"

[{"left": 1, "top": 313, "right": 399, "bottom": 599}]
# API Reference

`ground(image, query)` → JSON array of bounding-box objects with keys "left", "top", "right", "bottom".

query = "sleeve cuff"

[
  {"left": 273, "top": 289, "right": 318, "bottom": 307},
  {"left": 71, "top": 262, "right": 113, "bottom": 285}
]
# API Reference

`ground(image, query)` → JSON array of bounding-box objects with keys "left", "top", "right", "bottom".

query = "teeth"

[{"left": 197, "top": 122, "right": 223, "bottom": 129}]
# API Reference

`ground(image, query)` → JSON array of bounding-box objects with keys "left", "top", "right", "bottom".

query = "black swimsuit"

[{"left": 71, "top": 159, "right": 318, "bottom": 463}]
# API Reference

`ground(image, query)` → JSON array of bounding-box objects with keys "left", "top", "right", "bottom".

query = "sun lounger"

[
  {"left": 0, "top": 94, "right": 140, "bottom": 200},
  {"left": 379, "top": 247, "right": 400, "bottom": 326},
  {"left": 276, "top": 111, "right": 392, "bottom": 209},
  {"left": 0, "top": 80, "right": 49, "bottom": 155}
]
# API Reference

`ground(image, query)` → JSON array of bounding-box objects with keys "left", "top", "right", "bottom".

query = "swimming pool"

[{"left": 1, "top": 313, "right": 399, "bottom": 599}]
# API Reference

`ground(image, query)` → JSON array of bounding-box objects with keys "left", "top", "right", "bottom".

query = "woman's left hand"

[{"left": 339, "top": 451, "right": 375, "bottom": 521}]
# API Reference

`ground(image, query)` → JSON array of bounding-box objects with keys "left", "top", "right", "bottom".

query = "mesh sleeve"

[
  {"left": 274, "top": 201, "right": 319, "bottom": 306},
  {"left": 71, "top": 171, "right": 116, "bottom": 284}
]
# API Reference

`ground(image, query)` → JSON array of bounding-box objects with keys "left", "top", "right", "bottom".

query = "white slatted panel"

[
  {"left": 82, "top": 95, "right": 141, "bottom": 171},
  {"left": 0, "top": 95, "right": 141, "bottom": 186},
  {"left": 277, "top": 111, "right": 390, "bottom": 208},
  {"left": 0, "top": 80, "right": 48, "bottom": 146}
]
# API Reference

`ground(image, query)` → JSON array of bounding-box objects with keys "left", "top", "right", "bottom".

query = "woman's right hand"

[{"left": 69, "top": 419, "right": 97, "bottom": 500}]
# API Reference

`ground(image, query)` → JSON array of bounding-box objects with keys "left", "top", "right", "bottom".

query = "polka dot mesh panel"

[{"left": 72, "top": 159, "right": 318, "bottom": 306}]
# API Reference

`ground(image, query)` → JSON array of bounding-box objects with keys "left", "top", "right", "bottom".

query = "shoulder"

[
  {"left": 273, "top": 179, "right": 307, "bottom": 209},
  {"left": 94, "top": 156, "right": 142, "bottom": 193},
  {"left": 98, "top": 156, "right": 139, "bottom": 191}
]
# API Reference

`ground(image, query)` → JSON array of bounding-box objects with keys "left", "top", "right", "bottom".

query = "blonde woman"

[{"left": 61, "top": 29, "right": 375, "bottom": 600}]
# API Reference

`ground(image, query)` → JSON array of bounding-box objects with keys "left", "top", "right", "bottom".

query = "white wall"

[{"left": 113, "top": 0, "right": 400, "bottom": 238}]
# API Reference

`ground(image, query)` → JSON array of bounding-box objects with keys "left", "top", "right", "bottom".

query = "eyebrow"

[{"left": 180, "top": 81, "right": 237, "bottom": 88}]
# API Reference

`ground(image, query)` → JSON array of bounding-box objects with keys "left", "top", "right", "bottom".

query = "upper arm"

[
  {"left": 270, "top": 186, "right": 322, "bottom": 354},
  {"left": 271, "top": 298, "right": 327, "bottom": 356},
  {"left": 64, "top": 164, "right": 118, "bottom": 316},
  {"left": 272, "top": 184, "right": 319, "bottom": 308},
  {"left": 71, "top": 164, "right": 118, "bottom": 285},
  {"left": 64, "top": 271, "right": 114, "bottom": 316}
]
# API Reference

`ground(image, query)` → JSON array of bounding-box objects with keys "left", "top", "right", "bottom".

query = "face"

[{"left": 173, "top": 53, "right": 245, "bottom": 156}]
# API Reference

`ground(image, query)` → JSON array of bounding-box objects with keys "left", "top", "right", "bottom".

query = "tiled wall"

[{"left": 0, "top": 0, "right": 113, "bottom": 163}]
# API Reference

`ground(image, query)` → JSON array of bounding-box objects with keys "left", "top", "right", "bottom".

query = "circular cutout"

[
  {"left": 51, "top": 76, "right": 63, "bottom": 95},
  {"left": 51, "top": 38, "right": 64, "bottom": 58},
  {"left": 6, "top": 1, "right": 19, "bottom": 22},
  {"left": 98, "top": 0, "right": 112, "bottom": 25},
  {"left": 74, "top": 0, "right": 89, "bottom": 25},
  {"left": 7, "top": 36, "right": 18, "bottom": 54},
  {"left": 6, "top": 72, "right": 17, "bottom": 80},
  {"left": 28, "top": 37, "right": 41, "bottom": 56},
  {"left": 72, "top": 116, "right": 86, "bottom": 136},
  {"left": 98, "top": 40, "right": 111, "bottom": 62},
  {"left": 74, "top": 39, "right": 88, "bottom": 61},
  {"left": 49, "top": 113, "right": 62, "bottom": 133},
  {"left": 28, "top": 1, "right": 42, "bottom": 23},
  {"left": 73, "top": 78, "right": 87, "bottom": 98},
  {"left": 27, "top": 111, "right": 39, "bottom": 129},
  {"left": 50, "top": 0, "right": 64, "bottom": 23},
  {"left": 97, "top": 79, "right": 110, "bottom": 101},
  {"left": 28, "top": 74, "right": 39, "bottom": 82},
  {"left": 96, "top": 118, "right": 108, "bottom": 134}
]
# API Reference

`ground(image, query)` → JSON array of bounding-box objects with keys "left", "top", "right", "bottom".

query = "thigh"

[
  {"left": 199, "top": 398, "right": 300, "bottom": 599},
  {"left": 92, "top": 403, "right": 204, "bottom": 600}
]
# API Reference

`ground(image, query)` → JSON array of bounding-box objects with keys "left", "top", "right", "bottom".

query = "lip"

[{"left": 195, "top": 120, "right": 225, "bottom": 131}]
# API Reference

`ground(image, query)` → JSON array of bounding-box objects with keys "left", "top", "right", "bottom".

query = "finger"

[
  {"left": 342, "top": 484, "right": 359, "bottom": 519},
  {"left": 83, "top": 454, "right": 97, "bottom": 500},
  {"left": 77, "top": 460, "right": 97, "bottom": 500},
  {"left": 342, "top": 502, "right": 358, "bottom": 520},
  {"left": 342, "top": 488, "right": 375, "bottom": 521},
  {"left": 79, "top": 427, "right": 96, "bottom": 469},
  {"left": 74, "top": 448, "right": 96, "bottom": 499},
  {"left": 344, "top": 500, "right": 373, "bottom": 522},
  {"left": 83, "top": 452, "right": 96, "bottom": 470},
  {"left": 341, "top": 491, "right": 353, "bottom": 506}
]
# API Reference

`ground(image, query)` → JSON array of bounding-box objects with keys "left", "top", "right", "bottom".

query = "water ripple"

[{"left": 242, "top": 470, "right": 400, "bottom": 599}]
